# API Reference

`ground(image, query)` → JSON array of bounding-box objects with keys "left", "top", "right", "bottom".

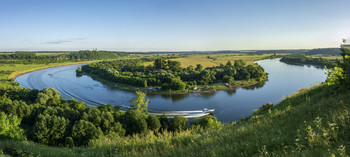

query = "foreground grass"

[{"left": 1, "top": 83, "right": 349, "bottom": 156}]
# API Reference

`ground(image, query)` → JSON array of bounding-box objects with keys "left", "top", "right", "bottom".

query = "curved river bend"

[{"left": 15, "top": 58, "right": 326, "bottom": 123}]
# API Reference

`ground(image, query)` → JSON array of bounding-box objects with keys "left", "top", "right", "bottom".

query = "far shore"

[{"left": 9, "top": 61, "right": 94, "bottom": 79}]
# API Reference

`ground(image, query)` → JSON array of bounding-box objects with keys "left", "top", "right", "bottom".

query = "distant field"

[
  {"left": 145, "top": 53, "right": 275, "bottom": 68},
  {"left": 35, "top": 52, "right": 66, "bottom": 56},
  {"left": 308, "top": 55, "right": 342, "bottom": 60}
]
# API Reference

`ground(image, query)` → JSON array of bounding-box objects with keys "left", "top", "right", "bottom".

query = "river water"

[{"left": 15, "top": 58, "right": 326, "bottom": 123}]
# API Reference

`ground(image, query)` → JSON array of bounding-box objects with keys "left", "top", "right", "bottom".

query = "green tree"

[
  {"left": 72, "top": 120, "right": 103, "bottom": 146},
  {"left": 107, "top": 122, "right": 125, "bottom": 137},
  {"left": 170, "top": 77, "right": 186, "bottom": 91},
  {"left": 32, "top": 114, "right": 69, "bottom": 145},
  {"left": 200, "top": 70, "right": 216, "bottom": 84},
  {"left": 124, "top": 110, "right": 148, "bottom": 135},
  {"left": 0, "top": 112, "right": 26, "bottom": 140},
  {"left": 195, "top": 64, "right": 203, "bottom": 71},
  {"left": 36, "top": 88, "right": 62, "bottom": 106},
  {"left": 338, "top": 47, "right": 350, "bottom": 85},
  {"left": 130, "top": 91, "right": 149, "bottom": 113},
  {"left": 167, "top": 60, "right": 181, "bottom": 72},
  {"left": 170, "top": 115, "right": 188, "bottom": 132},
  {"left": 234, "top": 59, "right": 246, "bottom": 68},
  {"left": 154, "top": 58, "right": 167, "bottom": 69},
  {"left": 223, "top": 75, "right": 234, "bottom": 84},
  {"left": 147, "top": 115, "right": 161, "bottom": 131}
]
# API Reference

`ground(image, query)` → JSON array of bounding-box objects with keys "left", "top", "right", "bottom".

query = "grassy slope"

[{"left": 1, "top": 83, "right": 348, "bottom": 156}]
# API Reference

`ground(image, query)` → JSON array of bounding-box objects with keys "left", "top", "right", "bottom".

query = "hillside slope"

[{"left": 0, "top": 83, "right": 349, "bottom": 157}]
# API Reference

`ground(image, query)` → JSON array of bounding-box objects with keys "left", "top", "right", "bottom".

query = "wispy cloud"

[{"left": 43, "top": 38, "right": 88, "bottom": 44}]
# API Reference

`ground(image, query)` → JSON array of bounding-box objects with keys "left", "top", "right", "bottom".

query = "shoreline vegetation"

[
  {"left": 80, "top": 57, "right": 268, "bottom": 95},
  {"left": 87, "top": 72, "right": 264, "bottom": 95}
]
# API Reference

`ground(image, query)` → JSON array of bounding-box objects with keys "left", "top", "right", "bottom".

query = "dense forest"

[
  {"left": 0, "top": 50, "right": 128, "bottom": 64},
  {"left": 280, "top": 54, "right": 338, "bottom": 68},
  {"left": 81, "top": 58, "right": 268, "bottom": 91}
]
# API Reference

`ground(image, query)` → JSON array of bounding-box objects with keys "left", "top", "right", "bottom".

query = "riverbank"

[{"left": 8, "top": 61, "right": 95, "bottom": 79}]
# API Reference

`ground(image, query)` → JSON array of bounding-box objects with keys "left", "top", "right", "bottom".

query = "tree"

[
  {"left": 147, "top": 115, "right": 161, "bottom": 131},
  {"left": 124, "top": 110, "right": 148, "bottom": 135},
  {"left": 169, "top": 77, "right": 186, "bottom": 91},
  {"left": 107, "top": 122, "right": 125, "bottom": 137},
  {"left": 72, "top": 120, "right": 103, "bottom": 146},
  {"left": 159, "top": 115, "right": 169, "bottom": 130},
  {"left": 200, "top": 70, "right": 216, "bottom": 84},
  {"left": 223, "top": 75, "right": 234, "bottom": 84},
  {"left": 170, "top": 115, "right": 188, "bottom": 132},
  {"left": 167, "top": 60, "right": 181, "bottom": 72},
  {"left": 234, "top": 59, "right": 246, "bottom": 68},
  {"left": 154, "top": 58, "right": 167, "bottom": 69},
  {"left": 124, "top": 91, "right": 150, "bottom": 135},
  {"left": 32, "top": 114, "right": 69, "bottom": 145},
  {"left": 130, "top": 91, "right": 149, "bottom": 113},
  {"left": 0, "top": 112, "right": 26, "bottom": 140},
  {"left": 226, "top": 61, "right": 233, "bottom": 66},
  {"left": 36, "top": 88, "right": 62, "bottom": 106},
  {"left": 338, "top": 47, "right": 350, "bottom": 85},
  {"left": 195, "top": 64, "right": 203, "bottom": 71}
]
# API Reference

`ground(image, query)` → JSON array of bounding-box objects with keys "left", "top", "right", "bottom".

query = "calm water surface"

[{"left": 15, "top": 58, "right": 326, "bottom": 123}]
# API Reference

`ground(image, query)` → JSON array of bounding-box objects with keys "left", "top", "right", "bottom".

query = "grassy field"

[
  {"left": 144, "top": 53, "right": 274, "bottom": 68},
  {"left": 35, "top": 52, "right": 67, "bottom": 56},
  {"left": 308, "top": 55, "right": 342, "bottom": 60}
]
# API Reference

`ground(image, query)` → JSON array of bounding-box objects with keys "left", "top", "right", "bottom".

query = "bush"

[
  {"left": 191, "top": 115, "right": 221, "bottom": 129},
  {"left": 259, "top": 103, "right": 274, "bottom": 112}
]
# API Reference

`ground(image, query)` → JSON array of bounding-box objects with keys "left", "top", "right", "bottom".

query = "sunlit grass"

[{"left": 144, "top": 53, "right": 272, "bottom": 68}]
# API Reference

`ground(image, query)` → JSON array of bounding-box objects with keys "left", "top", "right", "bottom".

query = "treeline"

[
  {"left": 0, "top": 50, "right": 128, "bottom": 64},
  {"left": 280, "top": 54, "right": 338, "bottom": 68},
  {"left": 0, "top": 85, "right": 221, "bottom": 147},
  {"left": 81, "top": 58, "right": 268, "bottom": 91},
  {"left": 67, "top": 50, "right": 128, "bottom": 60},
  {"left": 304, "top": 48, "right": 341, "bottom": 56}
]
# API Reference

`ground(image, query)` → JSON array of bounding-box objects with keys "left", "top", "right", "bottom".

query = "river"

[{"left": 15, "top": 58, "right": 326, "bottom": 123}]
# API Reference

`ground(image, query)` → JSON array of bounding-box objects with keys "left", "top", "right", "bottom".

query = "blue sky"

[{"left": 1, "top": 0, "right": 349, "bottom": 51}]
